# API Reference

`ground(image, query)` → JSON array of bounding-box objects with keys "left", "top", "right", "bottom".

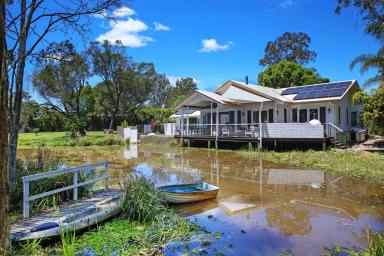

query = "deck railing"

[
  {"left": 22, "top": 161, "right": 110, "bottom": 218},
  {"left": 176, "top": 123, "right": 325, "bottom": 139}
]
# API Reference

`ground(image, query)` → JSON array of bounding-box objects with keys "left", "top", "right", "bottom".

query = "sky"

[{"left": 24, "top": 0, "right": 382, "bottom": 93}]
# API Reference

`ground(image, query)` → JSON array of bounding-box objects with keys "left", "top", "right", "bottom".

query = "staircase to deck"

[{"left": 324, "top": 123, "right": 348, "bottom": 149}]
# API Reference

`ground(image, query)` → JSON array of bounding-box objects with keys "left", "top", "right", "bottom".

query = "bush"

[
  {"left": 120, "top": 176, "right": 166, "bottom": 223},
  {"left": 10, "top": 149, "right": 93, "bottom": 214}
]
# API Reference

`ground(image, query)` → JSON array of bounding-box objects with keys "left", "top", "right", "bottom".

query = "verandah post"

[{"left": 105, "top": 162, "right": 109, "bottom": 190}]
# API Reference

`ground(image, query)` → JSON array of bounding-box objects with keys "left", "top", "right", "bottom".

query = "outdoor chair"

[
  {"left": 245, "top": 126, "right": 256, "bottom": 137},
  {"left": 222, "top": 128, "right": 230, "bottom": 136}
]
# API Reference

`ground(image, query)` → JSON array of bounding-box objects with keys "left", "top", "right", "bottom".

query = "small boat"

[{"left": 158, "top": 182, "right": 219, "bottom": 204}]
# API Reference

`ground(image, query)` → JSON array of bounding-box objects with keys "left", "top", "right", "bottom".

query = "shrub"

[
  {"left": 10, "top": 149, "right": 93, "bottom": 215},
  {"left": 120, "top": 176, "right": 166, "bottom": 223}
]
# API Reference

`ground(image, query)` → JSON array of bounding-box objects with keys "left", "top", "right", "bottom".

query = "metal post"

[
  {"left": 105, "top": 163, "right": 109, "bottom": 190},
  {"left": 215, "top": 106, "right": 219, "bottom": 149},
  {"left": 73, "top": 171, "right": 78, "bottom": 201},
  {"left": 23, "top": 179, "right": 30, "bottom": 218}
]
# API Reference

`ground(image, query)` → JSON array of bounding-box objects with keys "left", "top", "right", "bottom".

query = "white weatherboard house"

[{"left": 174, "top": 79, "right": 364, "bottom": 148}]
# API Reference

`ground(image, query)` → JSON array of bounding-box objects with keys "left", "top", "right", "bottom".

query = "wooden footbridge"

[{"left": 10, "top": 161, "right": 122, "bottom": 242}]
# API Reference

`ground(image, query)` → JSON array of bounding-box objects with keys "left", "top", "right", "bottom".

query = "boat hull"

[{"left": 158, "top": 182, "right": 219, "bottom": 204}]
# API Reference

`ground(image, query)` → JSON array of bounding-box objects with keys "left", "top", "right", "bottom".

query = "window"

[
  {"left": 292, "top": 108, "right": 298, "bottom": 122},
  {"left": 284, "top": 108, "right": 287, "bottom": 123},
  {"left": 351, "top": 112, "right": 357, "bottom": 126},
  {"left": 268, "top": 109, "right": 274, "bottom": 123},
  {"left": 320, "top": 107, "right": 326, "bottom": 123},
  {"left": 338, "top": 107, "right": 341, "bottom": 125},
  {"left": 237, "top": 111, "right": 241, "bottom": 125},
  {"left": 253, "top": 111, "right": 259, "bottom": 124},
  {"left": 299, "top": 109, "right": 308, "bottom": 123},
  {"left": 261, "top": 110, "right": 268, "bottom": 123},
  {"left": 247, "top": 110, "right": 252, "bottom": 124},
  {"left": 309, "top": 108, "right": 318, "bottom": 120}
]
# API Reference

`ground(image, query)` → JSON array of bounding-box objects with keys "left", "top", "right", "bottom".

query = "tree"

[
  {"left": 88, "top": 40, "right": 131, "bottom": 129},
  {"left": 148, "top": 74, "right": 172, "bottom": 107},
  {"left": 353, "top": 87, "right": 384, "bottom": 134},
  {"left": 350, "top": 47, "right": 384, "bottom": 88},
  {"left": 168, "top": 77, "right": 197, "bottom": 106},
  {"left": 258, "top": 61, "right": 329, "bottom": 88},
  {"left": 0, "top": 0, "right": 9, "bottom": 253},
  {"left": 336, "top": 0, "right": 384, "bottom": 41},
  {"left": 32, "top": 41, "right": 92, "bottom": 135},
  {"left": 259, "top": 32, "right": 317, "bottom": 66},
  {"left": 6, "top": 0, "right": 126, "bottom": 188}
]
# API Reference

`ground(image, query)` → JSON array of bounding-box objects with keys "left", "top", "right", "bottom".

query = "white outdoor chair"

[
  {"left": 222, "top": 128, "right": 230, "bottom": 136},
  {"left": 245, "top": 126, "right": 256, "bottom": 137}
]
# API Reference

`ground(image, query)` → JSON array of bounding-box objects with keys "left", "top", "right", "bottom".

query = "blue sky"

[{"left": 27, "top": 0, "right": 382, "bottom": 92}]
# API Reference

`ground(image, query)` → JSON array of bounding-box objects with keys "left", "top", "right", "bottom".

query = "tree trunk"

[
  {"left": 0, "top": 0, "right": 10, "bottom": 253},
  {"left": 109, "top": 112, "right": 116, "bottom": 130},
  {"left": 8, "top": 0, "right": 27, "bottom": 188}
]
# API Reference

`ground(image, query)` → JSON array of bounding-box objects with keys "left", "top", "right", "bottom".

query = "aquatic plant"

[
  {"left": 120, "top": 176, "right": 166, "bottom": 223},
  {"left": 9, "top": 148, "right": 93, "bottom": 216},
  {"left": 239, "top": 149, "right": 384, "bottom": 184},
  {"left": 59, "top": 229, "right": 77, "bottom": 256}
]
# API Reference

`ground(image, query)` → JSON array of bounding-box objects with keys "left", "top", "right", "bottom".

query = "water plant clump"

[{"left": 120, "top": 176, "right": 167, "bottom": 223}]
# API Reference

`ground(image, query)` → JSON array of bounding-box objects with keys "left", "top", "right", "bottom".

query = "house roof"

[{"left": 175, "top": 79, "right": 359, "bottom": 109}]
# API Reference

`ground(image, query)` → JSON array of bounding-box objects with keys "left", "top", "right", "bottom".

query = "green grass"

[
  {"left": 18, "top": 131, "right": 126, "bottom": 147},
  {"left": 238, "top": 149, "right": 384, "bottom": 184}
]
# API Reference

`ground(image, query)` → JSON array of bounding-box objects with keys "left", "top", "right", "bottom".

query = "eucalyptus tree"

[
  {"left": 88, "top": 40, "right": 132, "bottom": 129},
  {"left": 6, "top": 0, "right": 127, "bottom": 187},
  {"left": 259, "top": 32, "right": 317, "bottom": 66},
  {"left": 0, "top": 0, "right": 9, "bottom": 253},
  {"left": 32, "top": 41, "right": 93, "bottom": 135}
]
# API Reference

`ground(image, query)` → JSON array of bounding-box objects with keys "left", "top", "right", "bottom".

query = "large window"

[
  {"left": 299, "top": 109, "right": 308, "bottom": 123},
  {"left": 253, "top": 111, "right": 259, "bottom": 124},
  {"left": 309, "top": 108, "right": 318, "bottom": 120},
  {"left": 268, "top": 109, "right": 274, "bottom": 123},
  {"left": 247, "top": 110, "right": 252, "bottom": 124},
  {"left": 261, "top": 110, "right": 268, "bottom": 123},
  {"left": 338, "top": 107, "right": 341, "bottom": 125},
  {"left": 284, "top": 108, "right": 287, "bottom": 123},
  {"left": 237, "top": 111, "right": 241, "bottom": 124},
  {"left": 292, "top": 108, "right": 298, "bottom": 122}
]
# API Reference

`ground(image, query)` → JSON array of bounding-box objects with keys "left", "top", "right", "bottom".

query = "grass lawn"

[
  {"left": 238, "top": 149, "right": 384, "bottom": 184},
  {"left": 18, "top": 131, "right": 125, "bottom": 147}
]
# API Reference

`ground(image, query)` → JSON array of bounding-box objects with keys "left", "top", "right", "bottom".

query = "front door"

[{"left": 320, "top": 107, "right": 326, "bottom": 123}]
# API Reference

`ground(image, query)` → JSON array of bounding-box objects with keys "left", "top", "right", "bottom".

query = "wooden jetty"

[{"left": 10, "top": 161, "right": 122, "bottom": 242}]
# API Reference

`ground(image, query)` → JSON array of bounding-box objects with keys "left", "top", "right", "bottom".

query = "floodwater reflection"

[{"left": 17, "top": 145, "right": 384, "bottom": 256}]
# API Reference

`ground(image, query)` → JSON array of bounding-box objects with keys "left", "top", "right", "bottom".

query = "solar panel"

[{"left": 281, "top": 81, "right": 352, "bottom": 100}]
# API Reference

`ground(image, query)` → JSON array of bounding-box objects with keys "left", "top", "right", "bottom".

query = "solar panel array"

[{"left": 281, "top": 81, "right": 353, "bottom": 100}]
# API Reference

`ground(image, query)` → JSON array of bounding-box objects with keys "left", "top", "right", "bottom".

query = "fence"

[{"left": 22, "top": 161, "right": 109, "bottom": 218}]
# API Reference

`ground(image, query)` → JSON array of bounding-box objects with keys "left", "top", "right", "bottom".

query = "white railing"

[
  {"left": 176, "top": 123, "right": 261, "bottom": 137},
  {"left": 324, "top": 123, "right": 343, "bottom": 140},
  {"left": 22, "top": 161, "right": 110, "bottom": 218},
  {"left": 176, "top": 123, "right": 325, "bottom": 139}
]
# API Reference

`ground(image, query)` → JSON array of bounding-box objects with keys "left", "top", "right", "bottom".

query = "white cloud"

[
  {"left": 96, "top": 18, "right": 153, "bottom": 47},
  {"left": 199, "top": 39, "right": 233, "bottom": 52},
  {"left": 279, "top": 0, "right": 294, "bottom": 7},
  {"left": 153, "top": 22, "right": 171, "bottom": 31},
  {"left": 112, "top": 6, "right": 136, "bottom": 17},
  {"left": 167, "top": 76, "right": 200, "bottom": 86}
]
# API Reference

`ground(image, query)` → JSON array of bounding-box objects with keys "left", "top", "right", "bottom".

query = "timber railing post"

[
  {"left": 105, "top": 163, "right": 109, "bottom": 190},
  {"left": 73, "top": 171, "right": 78, "bottom": 201},
  {"left": 23, "top": 179, "right": 29, "bottom": 218}
]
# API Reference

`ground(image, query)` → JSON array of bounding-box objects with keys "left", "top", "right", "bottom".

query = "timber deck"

[
  {"left": 10, "top": 189, "right": 121, "bottom": 241},
  {"left": 174, "top": 135, "right": 328, "bottom": 143}
]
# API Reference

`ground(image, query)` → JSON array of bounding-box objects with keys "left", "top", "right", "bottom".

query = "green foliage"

[
  {"left": 167, "top": 77, "right": 198, "bottom": 107},
  {"left": 9, "top": 151, "right": 92, "bottom": 214},
  {"left": 121, "top": 176, "right": 166, "bottom": 223},
  {"left": 258, "top": 60, "right": 329, "bottom": 88},
  {"left": 350, "top": 47, "right": 384, "bottom": 88},
  {"left": 239, "top": 149, "right": 384, "bottom": 184},
  {"left": 259, "top": 32, "right": 317, "bottom": 66},
  {"left": 59, "top": 230, "right": 77, "bottom": 256},
  {"left": 18, "top": 131, "right": 125, "bottom": 147},
  {"left": 355, "top": 87, "right": 384, "bottom": 135},
  {"left": 121, "top": 119, "right": 129, "bottom": 128}
]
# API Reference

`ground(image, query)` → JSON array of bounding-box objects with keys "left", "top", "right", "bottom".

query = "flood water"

[{"left": 18, "top": 145, "right": 384, "bottom": 256}]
